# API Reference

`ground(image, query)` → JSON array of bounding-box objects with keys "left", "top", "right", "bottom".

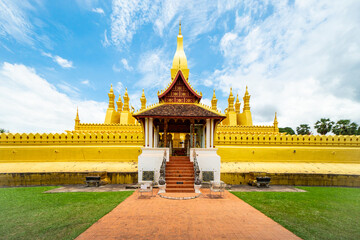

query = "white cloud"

[
  {"left": 109, "top": 0, "right": 240, "bottom": 50},
  {"left": 57, "top": 82, "right": 79, "bottom": 96},
  {"left": 0, "top": 62, "right": 106, "bottom": 133},
  {"left": 112, "top": 58, "right": 133, "bottom": 72},
  {"left": 137, "top": 49, "right": 170, "bottom": 89},
  {"left": 101, "top": 29, "right": 110, "bottom": 47},
  {"left": 206, "top": 0, "right": 360, "bottom": 129},
  {"left": 81, "top": 79, "right": 90, "bottom": 85},
  {"left": 42, "top": 52, "right": 74, "bottom": 68},
  {"left": 115, "top": 81, "right": 124, "bottom": 94},
  {"left": 0, "top": 0, "right": 33, "bottom": 45},
  {"left": 121, "top": 58, "right": 133, "bottom": 71},
  {"left": 92, "top": 7, "right": 104, "bottom": 15}
]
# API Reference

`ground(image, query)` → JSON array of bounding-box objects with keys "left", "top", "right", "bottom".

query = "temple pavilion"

[{"left": 73, "top": 23, "right": 279, "bottom": 193}]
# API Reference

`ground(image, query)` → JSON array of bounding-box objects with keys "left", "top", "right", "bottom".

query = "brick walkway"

[{"left": 76, "top": 189, "right": 301, "bottom": 240}]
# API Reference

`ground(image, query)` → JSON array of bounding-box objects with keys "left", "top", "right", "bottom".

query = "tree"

[
  {"left": 279, "top": 127, "right": 295, "bottom": 135},
  {"left": 332, "top": 120, "right": 358, "bottom": 135},
  {"left": 296, "top": 124, "right": 311, "bottom": 135},
  {"left": 314, "top": 118, "right": 334, "bottom": 135},
  {"left": 0, "top": 128, "right": 7, "bottom": 133}
]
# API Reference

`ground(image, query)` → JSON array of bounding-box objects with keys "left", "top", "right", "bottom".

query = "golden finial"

[
  {"left": 179, "top": 20, "right": 181, "bottom": 35},
  {"left": 75, "top": 107, "right": 80, "bottom": 125},
  {"left": 274, "top": 112, "right": 278, "bottom": 129},
  {"left": 76, "top": 107, "right": 79, "bottom": 119}
]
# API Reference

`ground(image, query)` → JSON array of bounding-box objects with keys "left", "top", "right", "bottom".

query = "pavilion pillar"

[
  {"left": 192, "top": 120, "right": 195, "bottom": 148},
  {"left": 145, "top": 118, "right": 149, "bottom": 148},
  {"left": 154, "top": 125, "right": 158, "bottom": 148},
  {"left": 211, "top": 119, "right": 214, "bottom": 148},
  {"left": 164, "top": 119, "right": 168, "bottom": 148},
  {"left": 202, "top": 124, "right": 205, "bottom": 148},
  {"left": 206, "top": 119, "right": 210, "bottom": 148},
  {"left": 149, "top": 118, "right": 153, "bottom": 148}
]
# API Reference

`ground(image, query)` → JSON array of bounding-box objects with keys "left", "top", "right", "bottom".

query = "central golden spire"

[{"left": 171, "top": 21, "right": 189, "bottom": 81}]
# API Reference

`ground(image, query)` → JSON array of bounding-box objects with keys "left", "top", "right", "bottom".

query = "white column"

[
  {"left": 149, "top": 118, "right": 153, "bottom": 148},
  {"left": 154, "top": 125, "right": 158, "bottom": 148},
  {"left": 210, "top": 119, "right": 214, "bottom": 148},
  {"left": 202, "top": 125, "right": 205, "bottom": 148},
  {"left": 206, "top": 119, "right": 210, "bottom": 148},
  {"left": 145, "top": 118, "right": 148, "bottom": 148}
]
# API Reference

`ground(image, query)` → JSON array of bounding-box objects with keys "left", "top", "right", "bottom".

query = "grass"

[
  {"left": 0, "top": 186, "right": 134, "bottom": 240},
  {"left": 232, "top": 187, "right": 360, "bottom": 240}
]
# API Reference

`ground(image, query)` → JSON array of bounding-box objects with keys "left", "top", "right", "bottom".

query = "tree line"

[{"left": 280, "top": 119, "right": 360, "bottom": 135}]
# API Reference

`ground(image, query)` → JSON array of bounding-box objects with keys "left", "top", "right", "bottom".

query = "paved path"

[{"left": 76, "top": 189, "right": 300, "bottom": 240}]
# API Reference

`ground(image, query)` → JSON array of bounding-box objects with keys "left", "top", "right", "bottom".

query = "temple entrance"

[{"left": 154, "top": 119, "right": 205, "bottom": 156}]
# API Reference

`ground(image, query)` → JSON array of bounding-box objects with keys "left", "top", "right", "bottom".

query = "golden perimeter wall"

[
  {"left": 0, "top": 132, "right": 359, "bottom": 163},
  {"left": 0, "top": 132, "right": 360, "bottom": 186}
]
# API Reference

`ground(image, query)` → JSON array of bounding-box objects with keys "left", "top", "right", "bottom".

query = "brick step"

[
  {"left": 166, "top": 175, "right": 194, "bottom": 178},
  {"left": 169, "top": 160, "right": 191, "bottom": 163},
  {"left": 168, "top": 161, "right": 192, "bottom": 164},
  {"left": 166, "top": 167, "right": 194, "bottom": 170},
  {"left": 166, "top": 177, "right": 194, "bottom": 181},
  {"left": 167, "top": 162, "right": 193, "bottom": 165},
  {"left": 166, "top": 169, "right": 194, "bottom": 173},
  {"left": 166, "top": 188, "right": 195, "bottom": 193},
  {"left": 169, "top": 160, "right": 190, "bottom": 162},
  {"left": 170, "top": 156, "right": 190, "bottom": 159},
  {"left": 166, "top": 184, "right": 194, "bottom": 188},
  {"left": 166, "top": 179, "right": 194, "bottom": 186},
  {"left": 166, "top": 166, "right": 193, "bottom": 169}
]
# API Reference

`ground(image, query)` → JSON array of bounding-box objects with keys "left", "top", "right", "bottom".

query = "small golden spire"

[
  {"left": 228, "top": 87, "right": 235, "bottom": 112},
  {"left": 235, "top": 94, "right": 241, "bottom": 114},
  {"left": 75, "top": 107, "right": 80, "bottom": 125},
  {"left": 108, "top": 84, "right": 115, "bottom": 109},
  {"left": 179, "top": 20, "right": 182, "bottom": 35},
  {"left": 243, "top": 86, "right": 251, "bottom": 111},
  {"left": 123, "top": 87, "right": 130, "bottom": 111},
  {"left": 140, "top": 89, "right": 146, "bottom": 110},
  {"left": 274, "top": 112, "right": 278, "bottom": 129},
  {"left": 116, "top": 94, "right": 123, "bottom": 112},
  {"left": 211, "top": 89, "right": 218, "bottom": 111}
]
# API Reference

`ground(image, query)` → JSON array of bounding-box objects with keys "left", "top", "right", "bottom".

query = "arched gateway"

[{"left": 133, "top": 23, "right": 225, "bottom": 193}]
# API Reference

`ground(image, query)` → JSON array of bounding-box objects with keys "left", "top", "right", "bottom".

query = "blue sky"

[{"left": 0, "top": 0, "right": 359, "bottom": 133}]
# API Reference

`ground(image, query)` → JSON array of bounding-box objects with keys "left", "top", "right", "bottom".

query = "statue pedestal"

[
  {"left": 194, "top": 184, "right": 201, "bottom": 193},
  {"left": 158, "top": 184, "right": 166, "bottom": 193}
]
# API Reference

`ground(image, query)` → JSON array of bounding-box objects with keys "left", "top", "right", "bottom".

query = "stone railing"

[
  {"left": 217, "top": 125, "right": 278, "bottom": 134},
  {"left": 215, "top": 133, "right": 360, "bottom": 147},
  {"left": 158, "top": 150, "right": 167, "bottom": 185},
  {"left": 0, "top": 132, "right": 143, "bottom": 145},
  {"left": 74, "top": 123, "right": 142, "bottom": 132},
  {"left": 193, "top": 149, "right": 201, "bottom": 185}
]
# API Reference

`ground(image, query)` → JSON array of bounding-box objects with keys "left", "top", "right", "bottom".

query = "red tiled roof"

[{"left": 133, "top": 104, "right": 225, "bottom": 119}]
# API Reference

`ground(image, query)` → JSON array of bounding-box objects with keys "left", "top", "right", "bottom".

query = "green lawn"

[
  {"left": 232, "top": 187, "right": 360, "bottom": 240},
  {"left": 0, "top": 187, "right": 133, "bottom": 240}
]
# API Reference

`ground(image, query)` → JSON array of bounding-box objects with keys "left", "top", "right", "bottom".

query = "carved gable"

[
  {"left": 158, "top": 71, "right": 201, "bottom": 103},
  {"left": 164, "top": 79, "right": 196, "bottom": 103}
]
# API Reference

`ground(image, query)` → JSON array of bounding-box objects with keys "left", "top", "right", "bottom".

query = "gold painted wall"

[
  {"left": 1, "top": 132, "right": 359, "bottom": 164},
  {"left": 217, "top": 146, "right": 360, "bottom": 163},
  {"left": 0, "top": 132, "right": 143, "bottom": 163}
]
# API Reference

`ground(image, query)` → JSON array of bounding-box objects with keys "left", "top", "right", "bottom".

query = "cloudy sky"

[{"left": 0, "top": 0, "right": 359, "bottom": 133}]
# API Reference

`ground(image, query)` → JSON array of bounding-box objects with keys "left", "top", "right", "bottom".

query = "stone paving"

[
  {"left": 229, "top": 185, "right": 306, "bottom": 192},
  {"left": 44, "top": 184, "right": 133, "bottom": 193},
  {"left": 76, "top": 189, "right": 301, "bottom": 240}
]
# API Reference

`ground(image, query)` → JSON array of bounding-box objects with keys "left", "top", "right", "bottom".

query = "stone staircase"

[{"left": 165, "top": 156, "right": 195, "bottom": 193}]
